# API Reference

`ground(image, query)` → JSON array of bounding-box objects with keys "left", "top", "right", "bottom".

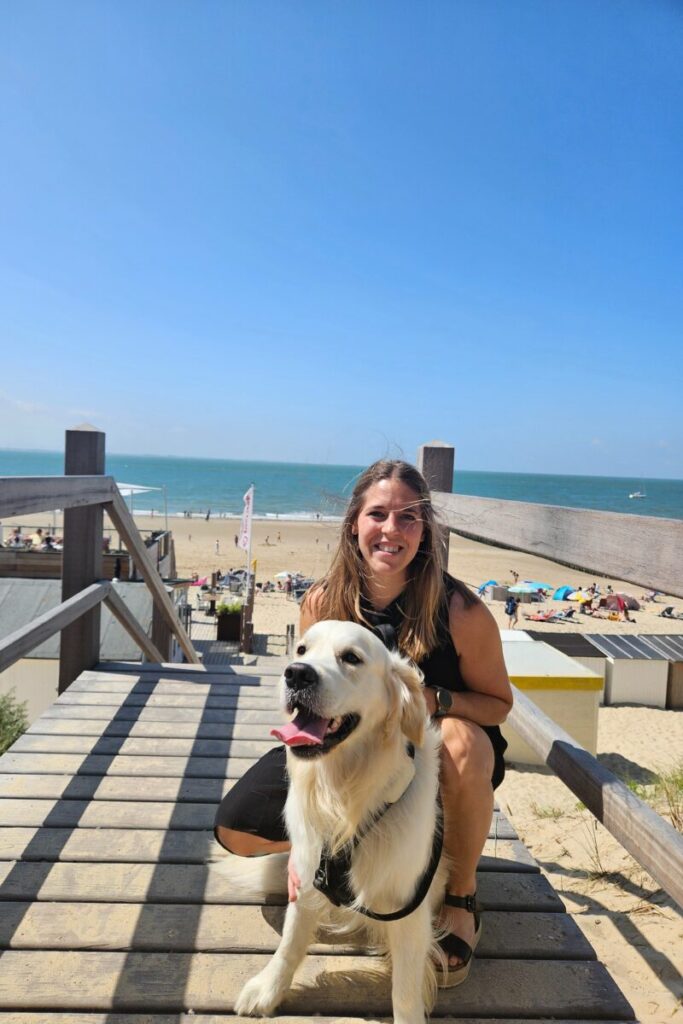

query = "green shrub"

[
  {"left": 216, "top": 601, "right": 243, "bottom": 616},
  {"left": 0, "top": 690, "right": 28, "bottom": 755}
]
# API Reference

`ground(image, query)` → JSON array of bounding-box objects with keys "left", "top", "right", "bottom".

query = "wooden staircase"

[{"left": 0, "top": 662, "right": 635, "bottom": 1021}]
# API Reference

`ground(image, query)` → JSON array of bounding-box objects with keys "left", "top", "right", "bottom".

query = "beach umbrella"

[
  {"left": 478, "top": 579, "right": 497, "bottom": 589},
  {"left": 553, "top": 586, "right": 575, "bottom": 600},
  {"left": 508, "top": 584, "right": 539, "bottom": 594},
  {"left": 190, "top": 576, "right": 209, "bottom": 587},
  {"left": 275, "top": 570, "right": 298, "bottom": 579},
  {"left": 523, "top": 580, "right": 553, "bottom": 592},
  {"left": 569, "top": 591, "right": 592, "bottom": 603}
]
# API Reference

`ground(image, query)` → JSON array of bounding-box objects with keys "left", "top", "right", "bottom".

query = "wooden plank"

[
  {"left": 0, "top": 774, "right": 236, "bottom": 803},
  {"left": 0, "top": 864, "right": 558, "bottom": 908},
  {"left": 105, "top": 489, "right": 199, "bottom": 663},
  {"left": 0, "top": 476, "right": 116, "bottom": 518},
  {"left": 103, "top": 586, "right": 164, "bottom": 663},
  {"left": 0, "top": 798, "right": 219, "bottom": 829},
  {"left": 59, "top": 428, "right": 106, "bottom": 693},
  {"left": 0, "top": 583, "right": 110, "bottom": 674},
  {"left": 0, "top": 827, "right": 523, "bottom": 868},
  {"left": 42, "top": 704, "right": 281, "bottom": 724},
  {"left": 0, "top": 952, "right": 633, "bottom": 1017},
  {"left": 12, "top": 734, "right": 277, "bottom": 759},
  {"left": 510, "top": 684, "right": 683, "bottom": 910},
  {"left": 0, "top": 1017, "right": 638, "bottom": 1024},
  {"left": 73, "top": 672, "right": 280, "bottom": 692},
  {"left": 54, "top": 690, "right": 278, "bottom": 709},
  {"left": 437, "top": 488, "right": 683, "bottom": 599},
  {"left": 0, "top": 903, "right": 591, "bottom": 957},
  {"left": 27, "top": 718, "right": 280, "bottom": 740},
  {"left": 0, "top": 751, "right": 261, "bottom": 778}
]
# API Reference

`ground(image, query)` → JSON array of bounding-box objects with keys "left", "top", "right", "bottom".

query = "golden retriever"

[{"left": 230, "top": 620, "right": 447, "bottom": 1024}]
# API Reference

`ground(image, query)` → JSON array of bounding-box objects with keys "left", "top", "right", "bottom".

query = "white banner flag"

[{"left": 238, "top": 485, "right": 254, "bottom": 551}]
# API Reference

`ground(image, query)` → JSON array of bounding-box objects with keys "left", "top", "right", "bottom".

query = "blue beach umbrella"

[
  {"left": 508, "top": 583, "right": 539, "bottom": 594},
  {"left": 523, "top": 580, "right": 553, "bottom": 591}
]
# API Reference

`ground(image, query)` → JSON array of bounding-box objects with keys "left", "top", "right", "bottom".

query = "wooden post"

[
  {"left": 417, "top": 441, "right": 454, "bottom": 565},
  {"left": 151, "top": 586, "right": 173, "bottom": 661},
  {"left": 59, "top": 425, "right": 105, "bottom": 693}
]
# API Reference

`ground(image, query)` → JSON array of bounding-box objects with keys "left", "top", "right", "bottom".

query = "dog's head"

[{"left": 271, "top": 620, "right": 426, "bottom": 759}]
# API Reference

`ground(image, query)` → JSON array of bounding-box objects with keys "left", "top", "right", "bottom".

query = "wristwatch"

[{"left": 432, "top": 686, "right": 453, "bottom": 718}]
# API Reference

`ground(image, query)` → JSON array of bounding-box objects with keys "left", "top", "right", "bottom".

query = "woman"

[{"left": 215, "top": 459, "right": 513, "bottom": 986}]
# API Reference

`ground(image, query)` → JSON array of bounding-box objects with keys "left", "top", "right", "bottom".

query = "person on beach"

[
  {"left": 214, "top": 458, "right": 513, "bottom": 987},
  {"left": 505, "top": 594, "right": 520, "bottom": 628}
]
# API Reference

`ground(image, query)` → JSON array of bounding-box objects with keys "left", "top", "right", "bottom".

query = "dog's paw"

[{"left": 235, "top": 971, "right": 286, "bottom": 1017}]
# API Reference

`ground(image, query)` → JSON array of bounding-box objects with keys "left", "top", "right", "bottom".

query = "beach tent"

[
  {"left": 605, "top": 593, "right": 640, "bottom": 611},
  {"left": 553, "top": 586, "right": 575, "bottom": 600}
]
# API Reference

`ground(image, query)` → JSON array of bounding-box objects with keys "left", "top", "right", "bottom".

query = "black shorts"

[{"left": 214, "top": 730, "right": 507, "bottom": 851}]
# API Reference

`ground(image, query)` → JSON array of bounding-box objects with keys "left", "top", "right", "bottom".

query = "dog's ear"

[{"left": 387, "top": 652, "right": 426, "bottom": 746}]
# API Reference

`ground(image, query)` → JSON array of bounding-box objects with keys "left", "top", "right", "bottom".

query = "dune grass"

[{"left": 0, "top": 690, "right": 28, "bottom": 755}]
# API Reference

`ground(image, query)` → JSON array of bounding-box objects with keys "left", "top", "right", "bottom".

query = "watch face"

[{"left": 437, "top": 688, "right": 452, "bottom": 712}]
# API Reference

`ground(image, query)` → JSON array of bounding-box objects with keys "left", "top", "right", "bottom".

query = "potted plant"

[{"left": 216, "top": 600, "right": 243, "bottom": 642}]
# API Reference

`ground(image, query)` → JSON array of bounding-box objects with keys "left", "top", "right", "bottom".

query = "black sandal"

[{"left": 435, "top": 893, "right": 482, "bottom": 988}]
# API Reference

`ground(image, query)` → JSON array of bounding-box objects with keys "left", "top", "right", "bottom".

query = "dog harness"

[{"left": 312, "top": 743, "right": 444, "bottom": 921}]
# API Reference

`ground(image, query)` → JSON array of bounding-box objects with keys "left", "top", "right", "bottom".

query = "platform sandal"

[{"left": 435, "top": 893, "right": 482, "bottom": 988}]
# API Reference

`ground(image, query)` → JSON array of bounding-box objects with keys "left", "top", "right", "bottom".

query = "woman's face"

[{"left": 352, "top": 477, "right": 425, "bottom": 584}]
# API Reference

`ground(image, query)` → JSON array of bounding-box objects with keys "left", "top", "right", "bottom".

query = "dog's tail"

[{"left": 208, "top": 849, "right": 289, "bottom": 900}]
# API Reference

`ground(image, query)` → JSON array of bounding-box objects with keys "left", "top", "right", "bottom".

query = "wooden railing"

[
  {"left": 434, "top": 491, "right": 683, "bottom": 598},
  {"left": 0, "top": 431, "right": 199, "bottom": 691},
  {"left": 509, "top": 686, "right": 683, "bottom": 910}
]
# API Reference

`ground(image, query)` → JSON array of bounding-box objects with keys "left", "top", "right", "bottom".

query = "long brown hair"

[{"left": 306, "top": 459, "right": 474, "bottom": 662}]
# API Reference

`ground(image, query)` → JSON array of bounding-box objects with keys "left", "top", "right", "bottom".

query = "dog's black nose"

[{"left": 284, "top": 662, "right": 319, "bottom": 692}]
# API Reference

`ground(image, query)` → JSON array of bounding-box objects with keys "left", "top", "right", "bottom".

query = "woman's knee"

[
  {"left": 439, "top": 719, "right": 494, "bottom": 785},
  {"left": 215, "top": 826, "right": 290, "bottom": 857}
]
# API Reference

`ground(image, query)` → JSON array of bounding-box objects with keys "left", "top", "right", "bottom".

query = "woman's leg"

[
  {"left": 438, "top": 717, "right": 495, "bottom": 968},
  {"left": 214, "top": 746, "right": 290, "bottom": 857},
  {"left": 215, "top": 827, "right": 290, "bottom": 856}
]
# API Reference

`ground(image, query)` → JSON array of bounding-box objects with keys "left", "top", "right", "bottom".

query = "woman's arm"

[{"left": 425, "top": 593, "right": 513, "bottom": 726}]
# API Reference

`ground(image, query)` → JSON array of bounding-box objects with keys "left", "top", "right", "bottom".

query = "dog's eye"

[
  {"left": 296, "top": 644, "right": 306, "bottom": 656},
  {"left": 340, "top": 650, "right": 362, "bottom": 665}
]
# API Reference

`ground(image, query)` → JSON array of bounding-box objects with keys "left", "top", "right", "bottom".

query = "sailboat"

[{"left": 629, "top": 482, "right": 647, "bottom": 499}]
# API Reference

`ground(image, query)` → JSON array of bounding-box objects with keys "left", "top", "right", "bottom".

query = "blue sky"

[{"left": 2, "top": 1, "right": 682, "bottom": 477}]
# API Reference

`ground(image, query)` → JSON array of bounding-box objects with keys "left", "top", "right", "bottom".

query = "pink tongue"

[{"left": 271, "top": 711, "right": 330, "bottom": 747}]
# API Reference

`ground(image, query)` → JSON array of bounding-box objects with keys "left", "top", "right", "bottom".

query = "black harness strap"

[{"left": 313, "top": 745, "right": 443, "bottom": 922}]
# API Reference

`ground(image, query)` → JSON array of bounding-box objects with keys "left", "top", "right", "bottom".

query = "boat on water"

[{"left": 629, "top": 490, "right": 646, "bottom": 499}]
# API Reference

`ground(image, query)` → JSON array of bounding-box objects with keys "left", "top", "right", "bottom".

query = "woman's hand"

[{"left": 288, "top": 854, "right": 301, "bottom": 902}]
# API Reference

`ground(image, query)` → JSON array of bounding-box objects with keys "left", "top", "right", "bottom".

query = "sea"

[{"left": 1, "top": 449, "right": 681, "bottom": 522}]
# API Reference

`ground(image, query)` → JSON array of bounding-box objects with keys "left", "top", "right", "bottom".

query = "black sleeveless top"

[{"left": 361, "top": 573, "right": 507, "bottom": 781}]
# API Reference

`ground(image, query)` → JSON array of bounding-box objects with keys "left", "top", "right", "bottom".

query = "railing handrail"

[
  {"left": 0, "top": 475, "right": 117, "bottom": 519},
  {"left": 508, "top": 685, "right": 683, "bottom": 910},
  {"left": 0, "top": 473, "right": 199, "bottom": 669},
  {"left": 434, "top": 490, "right": 683, "bottom": 598}
]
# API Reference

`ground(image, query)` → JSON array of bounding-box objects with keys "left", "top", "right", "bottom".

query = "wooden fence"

[{"left": 0, "top": 428, "right": 199, "bottom": 693}]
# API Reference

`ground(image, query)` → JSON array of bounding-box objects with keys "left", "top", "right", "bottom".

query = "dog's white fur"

[{"left": 228, "top": 621, "right": 447, "bottom": 1024}]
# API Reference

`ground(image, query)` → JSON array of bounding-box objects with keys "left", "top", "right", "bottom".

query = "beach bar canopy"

[
  {"left": 638, "top": 634, "right": 683, "bottom": 710},
  {"left": 526, "top": 630, "right": 608, "bottom": 702},
  {"left": 585, "top": 634, "right": 669, "bottom": 708},
  {"left": 501, "top": 640, "right": 602, "bottom": 764}
]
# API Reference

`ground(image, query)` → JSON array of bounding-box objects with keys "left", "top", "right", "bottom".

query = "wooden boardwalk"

[{"left": 0, "top": 663, "right": 635, "bottom": 1022}]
